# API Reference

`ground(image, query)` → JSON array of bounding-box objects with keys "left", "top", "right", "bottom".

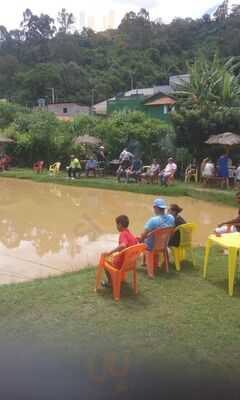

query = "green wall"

[
  {"left": 107, "top": 96, "right": 169, "bottom": 121},
  {"left": 107, "top": 96, "right": 145, "bottom": 113}
]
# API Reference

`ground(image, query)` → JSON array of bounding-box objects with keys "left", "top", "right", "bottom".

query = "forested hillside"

[{"left": 0, "top": 3, "right": 240, "bottom": 106}]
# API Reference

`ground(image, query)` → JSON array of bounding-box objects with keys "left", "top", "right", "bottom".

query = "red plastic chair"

[
  {"left": 144, "top": 227, "right": 175, "bottom": 278},
  {"left": 0, "top": 158, "right": 5, "bottom": 171},
  {"left": 33, "top": 160, "right": 44, "bottom": 173},
  {"left": 165, "top": 171, "right": 176, "bottom": 186},
  {"left": 0, "top": 155, "right": 12, "bottom": 171},
  {"left": 96, "top": 243, "right": 147, "bottom": 301}
]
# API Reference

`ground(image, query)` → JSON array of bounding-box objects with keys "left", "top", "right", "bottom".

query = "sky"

[{"left": 0, "top": 0, "right": 238, "bottom": 31}]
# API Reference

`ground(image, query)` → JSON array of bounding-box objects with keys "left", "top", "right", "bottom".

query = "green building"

[{"left": 107, "top": 92, "right": 176, "bottom": 121}]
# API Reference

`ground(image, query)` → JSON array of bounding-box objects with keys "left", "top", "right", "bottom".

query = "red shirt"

[{"left": 113, "top": 229, "right": 138, "bottom": 269}]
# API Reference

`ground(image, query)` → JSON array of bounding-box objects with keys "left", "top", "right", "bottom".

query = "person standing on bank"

[{"left": 217, "top": 152, "right": 231, "bottom": 189}]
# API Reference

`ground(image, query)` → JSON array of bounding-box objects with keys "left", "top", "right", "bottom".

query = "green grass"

[
  {"left": 1, "top": 168, "right": 240, "bottom": 377},
  {"left": 0, "top": 168, "right": 238, "bottom": 207},
  {"left": 1, "top": 248, "right": 240, "bottom": 377}
]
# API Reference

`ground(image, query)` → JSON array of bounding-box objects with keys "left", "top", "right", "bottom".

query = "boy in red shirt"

[{"left": 100, "top": 215, "right": 138, "bottom": 288}]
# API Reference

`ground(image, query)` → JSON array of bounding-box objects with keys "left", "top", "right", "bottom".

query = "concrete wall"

[{"left": 47, "top": 103, "right": 90, "bottom": 116}]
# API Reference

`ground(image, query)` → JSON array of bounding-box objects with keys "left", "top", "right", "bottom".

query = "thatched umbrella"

[
  {"left": 73, "top": 135, "right": 101, "bottom": 146},
  {"left": 205, "top": 132, "right": 240, "bottom": 146}
]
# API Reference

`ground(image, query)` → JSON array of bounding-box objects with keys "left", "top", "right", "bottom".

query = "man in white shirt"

[
  {"left": 202, "top": 159, "right": 215, "bottom": 177},
  {"left": 119, "top": 148, "right": 134, "bottom": 168},
  {"left": 235, "top": 164, "right": 240, "bottom": 186},
  {"left": 160, "top": 158, "right": 177, "bottom": 186}
]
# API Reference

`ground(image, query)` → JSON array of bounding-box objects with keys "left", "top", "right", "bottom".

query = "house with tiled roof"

[{"left": 96, "top": 74, "right": 189, "bottom": 120}]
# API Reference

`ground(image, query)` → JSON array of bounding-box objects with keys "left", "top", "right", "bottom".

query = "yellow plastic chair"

[
  {"left": 203, "top": 232, "right": 240, "bottom": 296},
  {"left": 170, "top": 223, "right": 197, "bottom": 271},
  {"left": 184, "top": 168, "right": 198, "bottom": 183},
  {"left": 49, "top": 162, "right": 61, "bottom": 175}
]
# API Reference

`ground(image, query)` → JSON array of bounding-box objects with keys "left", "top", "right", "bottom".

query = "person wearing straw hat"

[{"left": 97, "top": 146, "right": 106, "bottom": 163}]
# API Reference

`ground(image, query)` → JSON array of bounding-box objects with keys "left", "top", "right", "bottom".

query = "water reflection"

[{"left": 0, "top": 179, "right": 236, "bottom": 284}]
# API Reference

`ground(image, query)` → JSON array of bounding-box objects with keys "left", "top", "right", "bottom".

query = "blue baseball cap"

[{"left": 153, "top": 198, "right": 167, "bottom": 209}]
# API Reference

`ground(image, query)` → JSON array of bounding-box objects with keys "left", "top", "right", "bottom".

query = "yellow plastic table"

[{"left": 203, "top": 232, "right": 240, "bottom": 296}]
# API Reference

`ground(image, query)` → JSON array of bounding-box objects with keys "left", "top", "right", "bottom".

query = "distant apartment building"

[
  {"left": 107, "top": 10, "right": 115, "bottom": 29},
  {"left": 103, "top": 15, "right": 108, "bottom": 31},
  {"left": 79, "top": 11, "right": 86, "bottom": 31},
  {"left": 88, "top": 16, "right": 96, "bottom": 30}
]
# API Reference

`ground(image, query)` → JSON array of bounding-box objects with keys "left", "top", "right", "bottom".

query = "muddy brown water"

[{"left": 0, "top": 179, "right": 237, "bottom": 284}]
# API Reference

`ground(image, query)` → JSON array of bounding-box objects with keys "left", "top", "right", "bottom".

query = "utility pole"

[
  {"left": 91, "top": 88, "right": 95, "bottom": 115},
  {"left": 51, "top": 88, "right": 55, "bottom": 104},
  {"left": 129, "top": 71, "right": 134, "bottom": 91}
]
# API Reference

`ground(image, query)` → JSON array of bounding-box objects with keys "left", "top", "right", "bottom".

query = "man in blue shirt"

[
  {"left": 86, "top": 156, "right": 98, "bottom": 177},
  {"left": 140, "top": 198, "right": 175, "bottom": 250}
]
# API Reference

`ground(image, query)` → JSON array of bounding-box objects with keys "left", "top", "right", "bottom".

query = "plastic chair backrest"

[
  {"left": 0, "top": 155, "right": 11, "bottom": 168},
  {"left": 148, "top": 227, "right": 175, "bottom": 251},
  {"left": 34, "top": 160, "right": 44, "bottom": 168},
  {"left": 50, "top": 162, "right": 61, "bottom": 171},
  {"left": 143, "top": 165, "right": 150, "bottom": 173},
  {"left": 120, "top": 243, "right": 147, "bottom": 272},
  {"left": 175, "top": 223, "right": 196, "bottom": 247}
]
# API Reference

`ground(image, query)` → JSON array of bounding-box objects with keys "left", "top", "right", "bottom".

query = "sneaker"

[{"left": 101, "top": 280, "right": 111, "bottom": 288}]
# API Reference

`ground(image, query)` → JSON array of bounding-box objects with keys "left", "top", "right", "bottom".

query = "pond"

[{"left": 0, "top": 179, "right": 236, "bottom": 284}]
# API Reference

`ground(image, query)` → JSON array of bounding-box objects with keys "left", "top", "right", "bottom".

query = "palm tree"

[{"left": 176, "top": 53, "right": 240, "bottom": 109}]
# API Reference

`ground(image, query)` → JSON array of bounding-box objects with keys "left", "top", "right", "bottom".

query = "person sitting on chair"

[
  {"left": 100, "top": 215, "right": 138, "bottom": 288},
  {"left": 67, "top": 155, "right": 81, "bottom": 179},
  {"left": 119, "top": 148, "right": 134, "bottom": 169},
  {"left": 235, "top": 162, "right": 240, "bottom": 188},
  {"left": 126, "top": 157, "right": 143, "bottom": 183},
  {"left": 185, "top": 159, "right": 197, "bottom": 182},
  {"left": 139, "top": 198, "right": 175, "bottom": 251},
  {"left": 202, "top": 158, "right": 215, "bottom": 178},
  {"left": 159, "top": 158, "right": 177, "bottom": 186},
  {"left": 141, "top": 159, "right": 160, "bottom": 184},
  {"left": 85, "top": 156, "right": 97, "bottom": 177},
  {"left": 116, "top": 164, "right": 128, "bottom": 182},
  {"left": 168, "top": 204, "right": 186, "bottom": 247},
  {"left": 215, "top": 191, "right": 240, "bottom": 234}
]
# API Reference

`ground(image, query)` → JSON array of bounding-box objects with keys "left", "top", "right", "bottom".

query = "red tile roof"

[{"left": 145, "top": 97, "right": 176, "bottom": 106}]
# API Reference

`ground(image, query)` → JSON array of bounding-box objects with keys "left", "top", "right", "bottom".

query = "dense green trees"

[
  {"left": 171, "top": 53, "right": 240, "bottom": 157},
  {"left": 1, "top": 103, "right": 170, "bottom": 166},
  {"left": 0, "top": 3, "right": 239, "bottom": 165},
  {"left": 0, "top": 5, "right": 240, "bottom": 105}
]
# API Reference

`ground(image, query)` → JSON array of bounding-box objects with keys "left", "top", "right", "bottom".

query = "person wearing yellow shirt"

[{"left": 68, "top": 155, "right": 81, "bottom": 179}]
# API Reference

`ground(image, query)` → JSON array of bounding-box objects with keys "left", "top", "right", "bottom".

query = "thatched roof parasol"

[
  {"left": 73, "top": 134, "right": 102, "bottom": 146},
  {"left": 0, "top": 136, "right": 15, "bottom": 144},
  {"left": 205, "top": 132, "right": 240, "bottom": 146}
]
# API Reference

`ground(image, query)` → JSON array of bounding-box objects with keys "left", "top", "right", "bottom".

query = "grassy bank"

[
  {"left": 0, "top": 168, "right": 238, "bottom": 207},
  {"left": 1, "top": 247, "right": 240, "bottom": 378}
]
